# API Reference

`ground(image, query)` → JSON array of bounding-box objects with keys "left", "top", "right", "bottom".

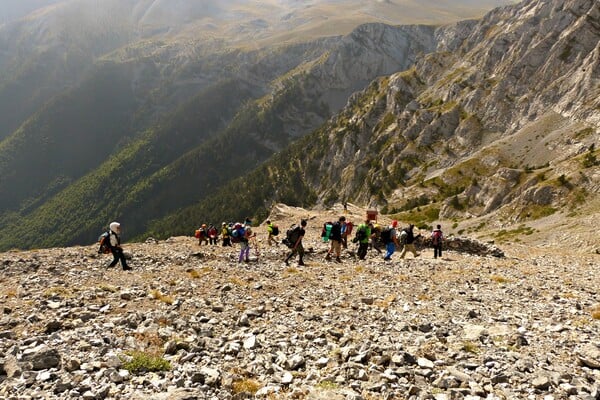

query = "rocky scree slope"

[{"left": 0, "top": 204, "right": 599, "bottom": 399}]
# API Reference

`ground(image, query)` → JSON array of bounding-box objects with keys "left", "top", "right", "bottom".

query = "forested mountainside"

[
  {"left": 147, "top": 0, "right": 599, "bottom": 252},
  {"left": 0, "top": 22, "right": 437, "bottom": 250},
  {"left": 1, "top": 0, "right": 593, "bottom": 251}
]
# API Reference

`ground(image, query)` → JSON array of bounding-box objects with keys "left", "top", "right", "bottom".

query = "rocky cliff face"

[{"left": 291, "top": 0, "right": 599, "bottom": 249}]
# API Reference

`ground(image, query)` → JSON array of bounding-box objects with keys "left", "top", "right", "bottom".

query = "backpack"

[
  {"left": 98, "top": 231, "right": 111, "bottom": 254},
  {"left": 231, "top": 226, "right": 245, "bottom": 243},
  {"left": 195, "top": 228, "right": 206, "bottom": 239},
  {"left": 381, "top": 227, "right": 393, "bottom": 244},
  {"left": 398, "top": 229, "right": 408, "bottom": 245},
  {"left": 321, "top": 223, "right": 332, "bottom": 241},
  {"left": 345, "top": 221, "right": 353, "bottom": 236},
  {"left": 355, "top": 225, "right": 368, "bottom": 241},
  {"left": 329, "top": 222, "right": 342, "bottom": 240},
  {"left": 271, "top": 225, "right": 279, "bottom": 236},
  {"left": 283, "top": 225, "right": 301, "bottom": 248},
  {"left": 432, "top": 230, "right": 442, "bottom": 245}
]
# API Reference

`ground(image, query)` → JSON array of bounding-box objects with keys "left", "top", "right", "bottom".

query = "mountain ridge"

[
  {"left": 0, "top": 0, "right": 597, "bottom": 252},
  {"left": 145, "top": 0, "right": 599, "bottom": 253}
]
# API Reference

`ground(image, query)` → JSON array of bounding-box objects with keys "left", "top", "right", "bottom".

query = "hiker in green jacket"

[
  {"left": 266, "top": 219, "right": 279, "bottom": 246},
  {"left": 354, "top": 219, "right": 372, "bottom": 260}
]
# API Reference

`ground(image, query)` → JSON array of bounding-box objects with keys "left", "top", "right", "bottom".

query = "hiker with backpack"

[
  {"left": 207, "top": 224, "right": 218, "bottom": 245},
  {"left": 342, "top": 220, "right": 353, "bottom": 249},
  {"left": 266, "top": 219, "right": 279, "bottom": 246},
  {"left": 196, "top": 224, "right": 208, "bottom": 246},
  {"left": 284, "top": 219, "right": 307, "bottom": 266},
  {"left": 221, "top": 222, "right": 232, "bottom": 247},
  {"left": 369, "top": 223, "right": 383, "bottom": 254},
  {"left": 321, "top": 221, "right": 333, "bottom": 243},
  {"left": 382, "top": 220, "right": 400, "bottom": 261},
  {"left": 233, "top": 221, "right": 255, "bottom": 263},
  {"left": 353, "top": 219, "right": 371, "bottom": 260},
  {"left": 106, "top": 222, "right": 131, "bottom": 271},
  {"left": 399, "top": 224, "right": 421, "bottom": 259},
  {"left": 325, "top": 216, "right": 345, "bottom": 263},
  {"left": 431, "top": 224, "right": 444, "bottom": 259}
]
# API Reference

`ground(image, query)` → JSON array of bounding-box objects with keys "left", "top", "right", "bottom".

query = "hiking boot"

[
  {"left": 298, "top": 260, "right": 305, "bottom": 266},
  {"left": 123, "top": 266, "right": 132, "bottom": 271},
  {"left": 325, "top": 254, "right": 331, "bottom": 261},
  {"left": 335, "top": 257, "right": 342, "bottom": 263}
]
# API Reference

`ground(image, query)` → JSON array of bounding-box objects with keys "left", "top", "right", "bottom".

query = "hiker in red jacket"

[
  {"left": 207, "top": 224, "right": 218, "bottom": 245},
  {"left": 431, "top": 224, "right": 444, "bottom": 259}
]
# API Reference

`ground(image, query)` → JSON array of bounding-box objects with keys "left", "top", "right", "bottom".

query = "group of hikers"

[
  {"left": 193, "top": 215, "right": 444, "bottom": 266},
  {"left": 317, "top": 216, "right": 443, "bottom": 263},
  {"left": 99, "top": 215, "right": 444, "bottom": 270}
]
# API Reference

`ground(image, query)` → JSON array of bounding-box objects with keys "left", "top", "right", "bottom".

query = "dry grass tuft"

[
  {"left": 462, "top": 341, "right": 480, "bottom": 354},
  {"left": 149, "top": 289, "right": 174, "bottom": 305},
  {"left": 188, "top": 269, "right": 201, "bottom": 279},
  {"left": 285, "top": 267, "right": 299, "bottom": 274},
  {"left": 232, "top": 378, "right": 262, "bottom": 394},
  {"left": 98, "top": 284, "right": 118, "bottom": 293},
  {"left": 490, "top": 275, "right": 511, "bottom": 284},
  {"left": 43, "top": 286, "right": 72, "bottom": 298},
  {"left": 375, "top": 294, "right": 396, "bottom": 308},
  {"left": 228, "top": 277, "right": 246, "bottom": 286},
  {"left": 188, "top": 266, "right": 212, "bottom": 279},
  {"left": 591, "top": 304, "right": 600, "bottom": 320}
]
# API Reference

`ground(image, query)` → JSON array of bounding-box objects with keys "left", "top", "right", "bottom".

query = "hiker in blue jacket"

[{"left": 107, "top": 222, "right": 131, "bottom": 270}]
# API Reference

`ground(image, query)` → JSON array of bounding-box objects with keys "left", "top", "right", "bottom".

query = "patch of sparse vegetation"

[
  {"left": 149, "top": 289, "right": 174, "bottom": 305},
  {"left": 376, "top": 112, "right": 396, "bottom": 133},
  {"left": 574, "top": 127, "right": 594, "bottom": 139},
  {"left": 582, "top": 147, "right": 598, "bottom": 168},
  {"left": 316, "top": 380, "right": 339, "bottom": 390},
  {"left": 232, "top": 378, "right": 262, "bottom": 395},
  {"left": 522, "top": 205, "right": 557, "bottom": 220},
  {"left": 462, "top": 341, "right": 480, "bottom": 354},
  {"left": 392, "top": 205, "right": 440, "bottom": 227},
  {"left": 494, "top": 225, "right": 536, "bottom": 242},
  {"left": 449, "top": 195, "right": 465, "bottom": 211},
  {"left": 557, "top": 174, "right": 571, "bottom": 188},
  {"left": 187, "top": 269, "right": 203, "bottom": 279},
  {"left": 490, "top": 275, "right": 512, "bottom": 284},
  {"left": 98, "top": 284, "right": 118, "bottom": 293},
  {"left": 228, "top": 277, "right": 246, "bottom": 286},
  {"left": 374, "top": 294, "right": 397, "bottom": 308},
  {"left": 285, "top": 267, "right": 300, "bottom": 274},
  {"left": 591, "top": 305, "right": 600, "bottom": 320},
  {"left": 120, "top": 351, "right": 171, "bottom": 374}
]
